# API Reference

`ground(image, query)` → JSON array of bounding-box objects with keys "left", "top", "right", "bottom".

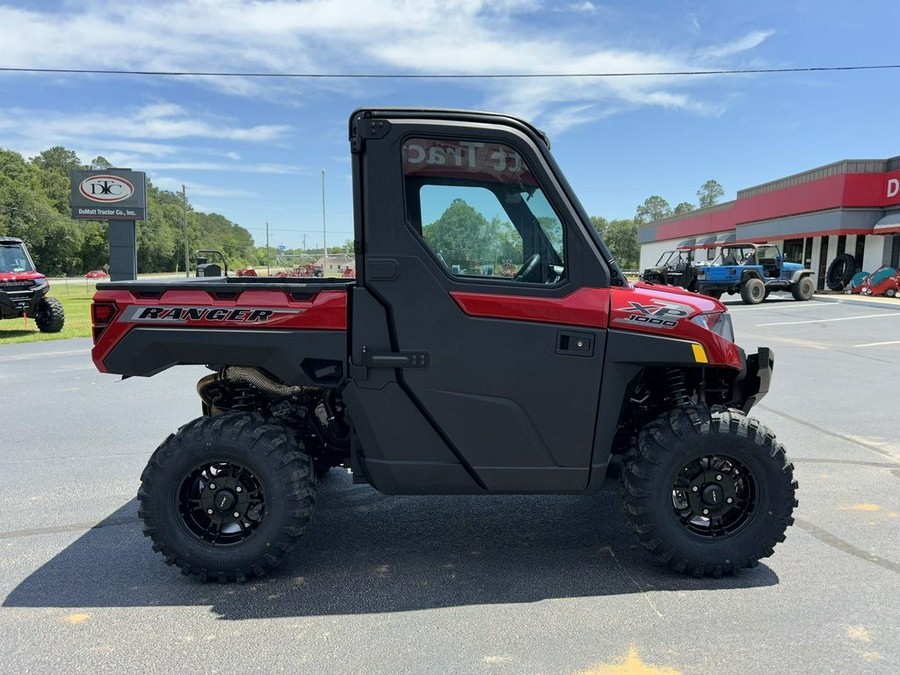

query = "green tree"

[
  {"left": 673, "top": 201, "right": 695, "bottom": 215},
  {"left": 697, "top": 179, "right": 724, "bottom": 208},
  {"left": 590, "top": 215, "right": 608, "bottom": 239},
  {"left": 1, "top": 144, "right": 259, "bottom": 274},
  {"left": 423, "top": 198, "right": 498, "bottom": 269},
  {"left": 603, "top": 219, "right": 640, "bottom": 269},
  {"left": 635, "top": 195, "right": 672, "bottom": 224}
]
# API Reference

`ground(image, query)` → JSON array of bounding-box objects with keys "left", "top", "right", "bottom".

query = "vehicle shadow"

[
  {"left": 4, "top": 472, "right": 778, "bottom": 619},
  {"left": 0, "top": 329, "right": 35, "bottom": 338}
]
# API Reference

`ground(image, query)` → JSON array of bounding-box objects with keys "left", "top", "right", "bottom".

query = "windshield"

[
  {"left": 0, "top": 244, "right": 35, "bottom": 273},
  {"left": 716, "top": 245, "right": 757, "bottom": 266}
]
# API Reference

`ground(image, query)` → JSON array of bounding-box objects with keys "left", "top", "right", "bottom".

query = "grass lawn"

[{"left": 0, "top": 280, "right": 96, "bottom": 345}]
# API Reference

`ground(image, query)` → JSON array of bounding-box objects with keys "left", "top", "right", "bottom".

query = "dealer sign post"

[{"left": 70, "top": 169, "right": 147, "bottom": 281}]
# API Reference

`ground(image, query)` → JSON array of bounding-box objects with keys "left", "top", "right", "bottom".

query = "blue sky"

[{"left": 0, "top": 0, "right": 897, "bottom": 251}]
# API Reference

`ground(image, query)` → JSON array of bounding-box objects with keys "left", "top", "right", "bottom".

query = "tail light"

[{"left": 91, "top": 301, "right": 118, "bottom": 343}]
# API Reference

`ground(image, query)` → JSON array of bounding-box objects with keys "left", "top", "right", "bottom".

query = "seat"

[
  {"left": 723, "top": 255, "right": 737, "bottom": 266},
  {"left": 760, "top": 259, "right": 779, "bottom": 278}
]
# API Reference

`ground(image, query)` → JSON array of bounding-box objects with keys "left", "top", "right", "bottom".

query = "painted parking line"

[
  {"left": 0, "top": 348, "right": 90, "bottom": 362},
  {"left": 756, "top": 313, "right": 900, "bottom": 327},
  {"left": 854, "top": 340, "right": 900, "bottom": 348}
]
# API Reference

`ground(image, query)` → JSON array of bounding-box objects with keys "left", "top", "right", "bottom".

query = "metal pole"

[
  {"left": 322, "top": 169, "right": 327, "bottom": 276},
  {"left": 266, "top": 221, "right": 270, "bottom": 276},
  {"left": 182, "top": 184, "right": 189, "bottom": 278}
]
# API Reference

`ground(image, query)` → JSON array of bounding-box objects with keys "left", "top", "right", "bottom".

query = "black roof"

[{"left": 0, "top": 236, "right": 24, "bottom": 245}]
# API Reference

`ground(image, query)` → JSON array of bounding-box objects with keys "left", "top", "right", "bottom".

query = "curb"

[{"left": 812, "top": 294, "right": 900, "bottom": 311}]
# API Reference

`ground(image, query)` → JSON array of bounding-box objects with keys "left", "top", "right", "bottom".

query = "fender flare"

[
  {"left": 741, "top": 269, "right": 763, "bottom": 284},
  {"left": 790, "top": 269, "right": 814, "bottom": 284}
]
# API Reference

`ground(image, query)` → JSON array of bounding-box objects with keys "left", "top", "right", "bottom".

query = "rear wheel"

[
  {"left": 138, "top": 413, "right": 315, "bottom": 581},
  {"left": 621, "top": 406, "right": 797, "bottom": 576},
  {"left": 740, "top": 278, "right": 766, "bottom": 305},
  {"left": 791, "top": 276, "right": 815, "bottom": 301},
  {"left": 34, "top": 296, "right": 65, "bottom": 332}
]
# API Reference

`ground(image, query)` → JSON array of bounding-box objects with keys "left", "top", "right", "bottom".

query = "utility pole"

[
  {"left": 265, "top": 221, "right": 270, "bottom": 276},
  {"left": 322, "top": 169, "right": 327, "bottom": 276},
  {"left": 181, "top": 184, "right": 189, "bottom": 278}
]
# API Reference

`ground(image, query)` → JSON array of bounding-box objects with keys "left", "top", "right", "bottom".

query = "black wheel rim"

[
  {"left": 177, "top": 461, "right": 265, "bottom": 546},
  {"left": 671, "top": 454, "right": 757, "bottom": 539}
]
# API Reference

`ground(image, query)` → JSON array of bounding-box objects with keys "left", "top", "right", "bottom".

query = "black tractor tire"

[
  {"left": 740, "top": 278, "right": 766, "bottom": 305},
  {"left": 34, "top": 296, "right": 65, "bottom": 333},
  {"left": 826, "top": 253, "right": 857, "bottom": 291},
  {"left": 138, "top": 413, "right": 315, "bottom": 582},
  {"left": 621, "top": 406, "right": 797, "bottom": 577},
  {"left": 791, "top": 276, "right": 815, "bottom": 301}
]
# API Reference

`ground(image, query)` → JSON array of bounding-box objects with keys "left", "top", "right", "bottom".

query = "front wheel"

[
  {"left": 621, "top": 406, "right": 797, "bottom": 576},
  {"left": 138, "top": 413, "right": 316, "bottom": 581},
  {"left": 34, "top": 296, "right": 65, "bottom": 332},
  {"left": 791, "top": 276, "right": 815, "bottom": 301}
]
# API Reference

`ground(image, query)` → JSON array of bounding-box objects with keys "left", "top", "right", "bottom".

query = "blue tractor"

[{"left": 695, "top": 243, "right": 816, "bottom": 304}]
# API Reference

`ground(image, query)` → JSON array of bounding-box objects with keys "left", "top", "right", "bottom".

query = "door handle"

[{"left": 556, "top": 331, "right": 594, "bottom": 357}]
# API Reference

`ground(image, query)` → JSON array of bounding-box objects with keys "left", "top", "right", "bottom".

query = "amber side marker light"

[
  {"left": 91, "top": 302, "right": 118, "bottom": 343},
  {"left": 691, "top": 343, "right": 709, "bottom": 364}
]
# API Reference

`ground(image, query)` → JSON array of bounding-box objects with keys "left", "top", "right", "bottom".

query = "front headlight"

[{"left": 691, "top": 312, "right": 734, "bottom": 343}]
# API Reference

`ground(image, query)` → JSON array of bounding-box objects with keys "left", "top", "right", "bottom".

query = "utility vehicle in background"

[
  {"left": 695, "top": 243, "right": 815, "bottom": 304},
  {"left": 89, "top": 108, "right": 797, "bottom": 582},
  {"left": 0, "top": 236, "right": 65, "bottom": 332}
]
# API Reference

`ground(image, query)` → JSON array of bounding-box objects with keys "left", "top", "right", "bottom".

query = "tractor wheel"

[
  {"left": 740, "top": 278, "right": 766, "bottom": 305},
  {"left": 621, "top": 406, "right": 797, "bottom": 577},
  {"left": 138, "top": 412, "right": 315, "bottom": 582},
  {"left": 34, "top": 296, "right": 65, "bottom": 333},
  {"left": 826, "top": 253, "right": 857, "bottom": 291},
  {"left": 791, "top": 276, "right": 815, "bottom": 301}
]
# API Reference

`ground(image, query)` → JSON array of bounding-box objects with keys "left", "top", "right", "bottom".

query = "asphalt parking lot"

[{"left": 1, "top": 295, "right": 898, "bottom": 674}]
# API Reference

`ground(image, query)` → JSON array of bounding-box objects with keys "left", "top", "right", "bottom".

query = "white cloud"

[
  {"left": 0, "top": 1, "right": 774, "bottom": 134},
  {"left": 151, "top": 176, "right": 256, "bottom": 199},
  {"left": 699, "top": 30, "right": 776, "bottom": 61}
]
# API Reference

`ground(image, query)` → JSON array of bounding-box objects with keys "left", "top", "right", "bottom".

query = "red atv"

[{"left": 0, "top": 236, "right": 65, "bottom": 332}]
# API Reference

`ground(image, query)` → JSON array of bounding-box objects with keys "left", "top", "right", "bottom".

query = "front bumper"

[{"left": 734, "top": 347, "right": 774, "bottom": 413}]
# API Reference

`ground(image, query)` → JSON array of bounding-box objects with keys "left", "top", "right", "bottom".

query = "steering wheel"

[{"left": 513, "top": 254, "right": 541, "bottom": 282}]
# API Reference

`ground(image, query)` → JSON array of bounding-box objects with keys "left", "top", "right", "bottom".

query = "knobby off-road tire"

[
  {"left": 791, "top": 276, "right": 815, "bottom": 301},
  {"left": 34, "top": 296, "right": 65, "bottom": 332},
  {"left": 826, "top": 253, "right": 856, "bottom": 291},
  {"left": 621, "top": 406, "right": 797, "bottom": 577},
  {"left": 740, "top": 278, "right": 766, "bottom": 305},
  {"left": 138, "top": 413, "right": 315, "bottom": 582}
]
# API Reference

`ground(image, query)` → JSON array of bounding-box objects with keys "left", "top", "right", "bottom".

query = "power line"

[{"left": 0, "top": 64, "right": 898, "bottom": 79}]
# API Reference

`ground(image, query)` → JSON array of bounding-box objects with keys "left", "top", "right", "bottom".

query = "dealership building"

[{"left": 638, "top": 156, "right": 900, "bottom": 289}]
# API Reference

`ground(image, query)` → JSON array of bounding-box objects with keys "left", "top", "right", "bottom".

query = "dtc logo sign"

[
  {"left": 79, "top": 175, "right": 135, "bottom": 203},
  {"left": 70, "top": 169, "right": 146, "bottom": 220}
]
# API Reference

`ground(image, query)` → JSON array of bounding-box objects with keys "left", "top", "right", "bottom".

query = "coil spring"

[
  {"left": 209, "top": 381, "right": 259, "bottom": 412},
  {"left": 665, "top": 369, "right": 692, "bottom": 407}
]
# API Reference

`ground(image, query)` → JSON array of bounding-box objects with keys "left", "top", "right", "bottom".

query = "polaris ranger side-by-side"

[
  {"left": 0, "top": 236, "right": 65, "bottom": 332},
  {"left": 90, "top": 109, "right": 796, "bottom": 581}
]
